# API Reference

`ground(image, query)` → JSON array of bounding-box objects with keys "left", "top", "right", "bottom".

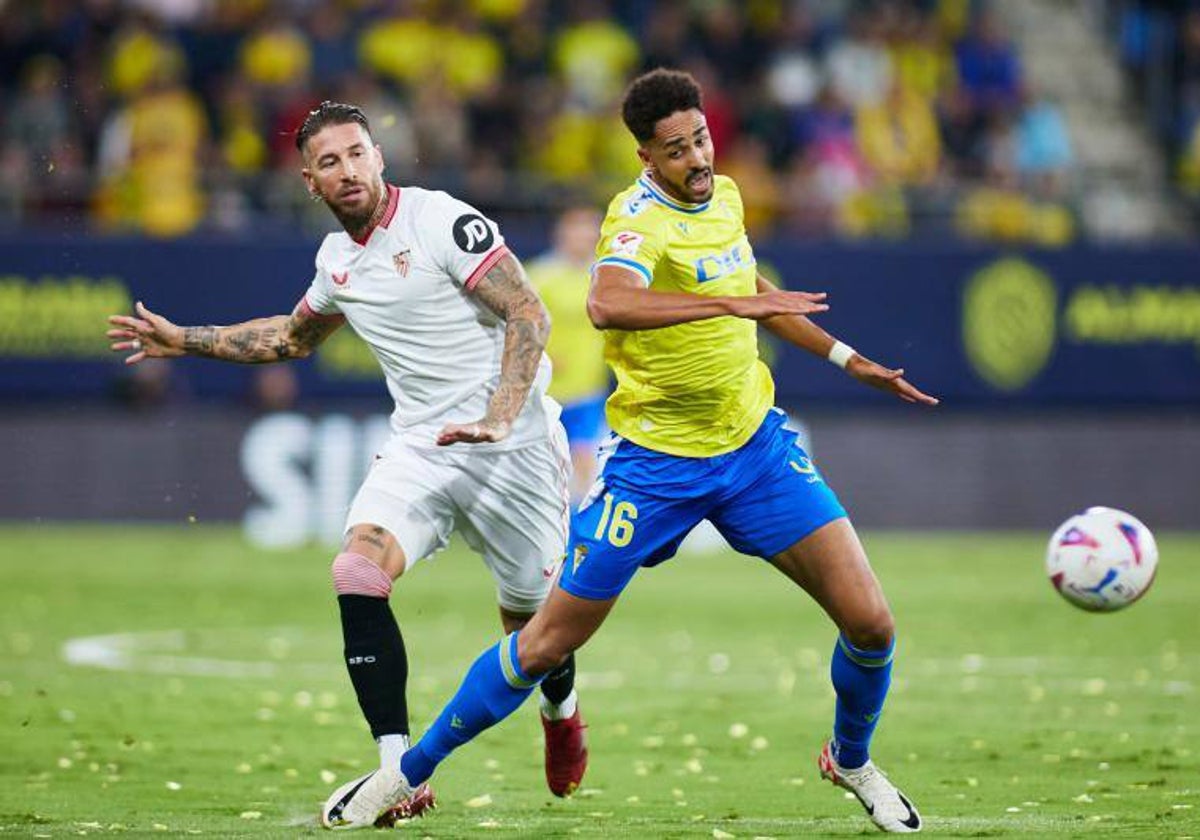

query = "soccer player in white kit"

[{"left": 107, "top": 102, "right": 587, "bottom": 828}]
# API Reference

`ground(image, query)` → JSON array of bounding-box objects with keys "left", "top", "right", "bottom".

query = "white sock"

[
  {"left": 378, "top": 733, "right": 410, "bottom": 769},
  {"left": 539, "top": 688, "right": 577, "bottom": 721}
]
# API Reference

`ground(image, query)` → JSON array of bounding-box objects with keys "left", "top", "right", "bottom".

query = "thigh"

[
  {"left": 345, "top": 441, "right": 457, "bottom": 574},
  {"left": 517, "top": 582, "right": 619, "bottom": 676},
  {"left": 769, "top": 517, "right": 893, "bottom": 647},
  {"left": 711, "top": 414, "right": 847, "bottom": 559},
  {"left": 452, "top": 433, "right": 572, "bottom": 614},
  {"left": 557, "top": 475, "right": 707, "bottom": 601}
]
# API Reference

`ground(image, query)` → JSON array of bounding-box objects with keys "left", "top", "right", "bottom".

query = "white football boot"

[
  {"left": 320, "top": 763, "right": 420, "bottom": 830},
  {"left": 818, "top": 740, "right": 922, "bottom": 833}
]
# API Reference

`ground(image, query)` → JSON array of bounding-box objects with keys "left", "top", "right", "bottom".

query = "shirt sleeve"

[
  {"left": 423, "top": 192, "right": 510, "bottom": 291},
  {"left": 593, "top": 199, "right": 665, "bottom": 287},
  {"left": 300, "top": 245, "right": 345, "bottom": 319}
]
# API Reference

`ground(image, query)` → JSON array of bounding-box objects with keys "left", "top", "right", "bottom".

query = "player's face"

[
  {"left": 301, "top": 122, "right": 386, "bottom": 229},
  {"left": 640, "top": 109, "right": 715, "bottom": 204}
]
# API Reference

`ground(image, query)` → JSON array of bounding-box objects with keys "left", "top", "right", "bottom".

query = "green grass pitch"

[{"left": 1, "top": 524, "right": 1196, "bottom": 837}]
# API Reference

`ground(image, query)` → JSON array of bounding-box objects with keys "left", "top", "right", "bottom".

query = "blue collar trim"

[{"left": 637, "top": 175, "right": 710, "bottom": 214}]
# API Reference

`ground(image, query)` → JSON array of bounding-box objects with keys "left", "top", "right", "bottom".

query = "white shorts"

[{"left": 345, "top": 426, "right": 571, "bottom": 613}]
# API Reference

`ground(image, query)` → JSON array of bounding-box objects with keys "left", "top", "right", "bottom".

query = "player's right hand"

[
  {"left": 106, "top": 301, "right": 186, "bottom": 365},
  {"left": 435, "top": 416, "right": 513, "bottom": 446},
  {"left": 728, "top": 290, "right": 828, "bottom": 321}
]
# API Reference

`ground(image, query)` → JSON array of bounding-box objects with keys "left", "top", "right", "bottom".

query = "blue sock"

[
  {"left": 829, "top": 633, "right": 894, "bottom": 770},
  {"left": 400, "top": 632, "right": 540, "bottom": 786}
]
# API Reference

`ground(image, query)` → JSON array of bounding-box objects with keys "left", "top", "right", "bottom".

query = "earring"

[{"left": 309, "top": 190, "right": 322, "bottom": 202}]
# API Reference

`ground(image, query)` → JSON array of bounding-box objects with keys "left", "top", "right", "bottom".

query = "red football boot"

[
  {"left": 375, "top": 782, "right": 436, "bottom": 827},
  {"left": 542, "top": 708, "right": 588, "bottom": 797}
]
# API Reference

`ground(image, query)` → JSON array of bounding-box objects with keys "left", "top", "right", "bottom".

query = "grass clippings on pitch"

[{"left": 1, "top": 524, "right": 1197, "bottom": 837}]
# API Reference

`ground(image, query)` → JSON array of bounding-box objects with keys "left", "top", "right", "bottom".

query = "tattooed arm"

[
  {"left": 107, "top": 300, "right": 343, "bottom": 365},
  {"left": 435, "top": 252, "right": 551, "bottom": 446}
]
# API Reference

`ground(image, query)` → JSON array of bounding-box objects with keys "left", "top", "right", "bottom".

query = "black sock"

[
  {"left": 337, "top": 594, "right": 409, "bottom": 739},
  {"left": 539, "top": 652, "right": 576, "bottom": 706}
]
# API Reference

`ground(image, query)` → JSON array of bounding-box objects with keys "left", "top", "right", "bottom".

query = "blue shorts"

[
  {"left": 558, "top": 408, "right": 847, "bottom": 600},
  {"left": 559, "top": 392, "right": 607, "bottom": 449}
]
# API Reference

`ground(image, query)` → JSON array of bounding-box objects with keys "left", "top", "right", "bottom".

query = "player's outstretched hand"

[
  {"left": 846, "top": 355, "right": 939, "bottom": 406},
  {"left": 107, "top": 301, "right": 185, "bottom": 365},
  {"left": 436, "top": 417, "right": 513, "bottom": 446},
  {"left": 729, "top": 290, "right": 828, "bottom": 320}
]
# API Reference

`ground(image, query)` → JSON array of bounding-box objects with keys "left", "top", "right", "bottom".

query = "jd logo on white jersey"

[{"left": 453, "top": 214, "right": 495, "bottom": 253}]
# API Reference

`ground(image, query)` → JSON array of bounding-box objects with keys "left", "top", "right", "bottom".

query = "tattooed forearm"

[
  {"left": 183, "top": 318, "right": 288, "bottom": 363},
  {"left": 225, "top": 328, "right": 261, "bottom": 358},
  {"left": 180, "top": 310, "right": 340, "bottom": 363},
  {"left": 217, "top": 325, "right": 288, "bottom": 362},
  {"left": 289, "top": 316, "right": 330, "bottom": 355},
  {"left": 183, "top": 326, "right": 217, "bottom": 355},
  {"left": 490, "top": 316, "right": 546, "bottom": 423},
  {"left": 472, "top": 254, "right": 550, "bottom": 426}
]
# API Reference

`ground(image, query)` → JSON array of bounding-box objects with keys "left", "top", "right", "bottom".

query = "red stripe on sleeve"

[
  {"left": 464, "top": 245, "right": 511, "bottom": 291},
  {"left": 299, "top": 295, "right": 346, "bottom": 322}
]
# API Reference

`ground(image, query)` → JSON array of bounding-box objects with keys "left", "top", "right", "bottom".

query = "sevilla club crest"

[{"left": 393, "top": 250, "right": 411, "bottom": 277}]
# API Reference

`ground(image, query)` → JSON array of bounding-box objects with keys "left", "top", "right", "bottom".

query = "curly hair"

[
  {"left": 295, "top": 101, "right": 371, "bottom": 153},
  {"left": 620, "top": 68, "right": 705, "bottom": 143}
]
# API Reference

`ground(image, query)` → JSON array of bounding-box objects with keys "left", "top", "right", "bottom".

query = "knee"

[
  {"left": 342, "top": 524, "right": 405, "bottom": 577},
  {"left": 842, "top": 608, "right": 895, "bottom": 652},
  {"left": 517, "top": 629, "right": 571, "bottom": 678},
  {"left": 331, "top": 552, "right": 392, "bottom": 598}
]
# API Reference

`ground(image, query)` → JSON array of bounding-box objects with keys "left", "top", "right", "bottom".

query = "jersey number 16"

[{"left": 593, "top": 493, "right": 638, "bottom": 548}]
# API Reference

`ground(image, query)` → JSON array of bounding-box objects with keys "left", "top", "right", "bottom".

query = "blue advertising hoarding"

[
  {"left": 1, "top": 233, "right": 1197, "bottom": 407},
  {"left": 758, "top": 242, "right": 1200, "bottom": 406}
]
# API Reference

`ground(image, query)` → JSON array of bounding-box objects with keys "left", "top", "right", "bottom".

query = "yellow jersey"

[
  {"left": 594, "top": 173, "right": 774, "bottom": 457},
  {"left": 526, "top": 253, "right": 609, "bottom": 404}
]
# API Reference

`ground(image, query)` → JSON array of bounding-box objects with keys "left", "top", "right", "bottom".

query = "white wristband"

[{"left": 827, "top": 340, "right": 856, "bottom": 370}]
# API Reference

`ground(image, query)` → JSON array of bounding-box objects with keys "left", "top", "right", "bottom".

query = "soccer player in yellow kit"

[{"left": 383, "top": 69, "right": 939, "bottom": 834}]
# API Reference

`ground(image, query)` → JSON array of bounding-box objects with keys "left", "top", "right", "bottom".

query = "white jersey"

[{"left": 303, "top": 184, "right": 559, "bottom": 450}]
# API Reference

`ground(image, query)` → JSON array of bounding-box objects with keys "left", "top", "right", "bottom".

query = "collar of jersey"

[
  {"left": 350, "top": 184, "right": 401, "bottom": 246},
  {"left": 637, "top": 175, "right": 710, "bottom": 214}
]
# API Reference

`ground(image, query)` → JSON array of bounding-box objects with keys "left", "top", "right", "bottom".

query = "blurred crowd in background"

[
  {"left": 0, "top": 0, "right": 1192, "bottom": 244},
  {"left": 1111, "top": 0, "right": 1200, "bottom": 207}
]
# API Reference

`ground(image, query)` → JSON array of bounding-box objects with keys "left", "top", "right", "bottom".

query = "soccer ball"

[{"left": 1045, "top": 506, "right": 1158, "bottom": 612}]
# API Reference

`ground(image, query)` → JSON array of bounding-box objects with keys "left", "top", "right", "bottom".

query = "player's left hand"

[
  {"left": 436, "top": 417, "right": 513, "bottom": 446},
  {"left": 106, "top": 301, "right": 185, "bottom": 365},
  {"left": 846, "top": 355, "right": 939, "bottom": 406}
]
